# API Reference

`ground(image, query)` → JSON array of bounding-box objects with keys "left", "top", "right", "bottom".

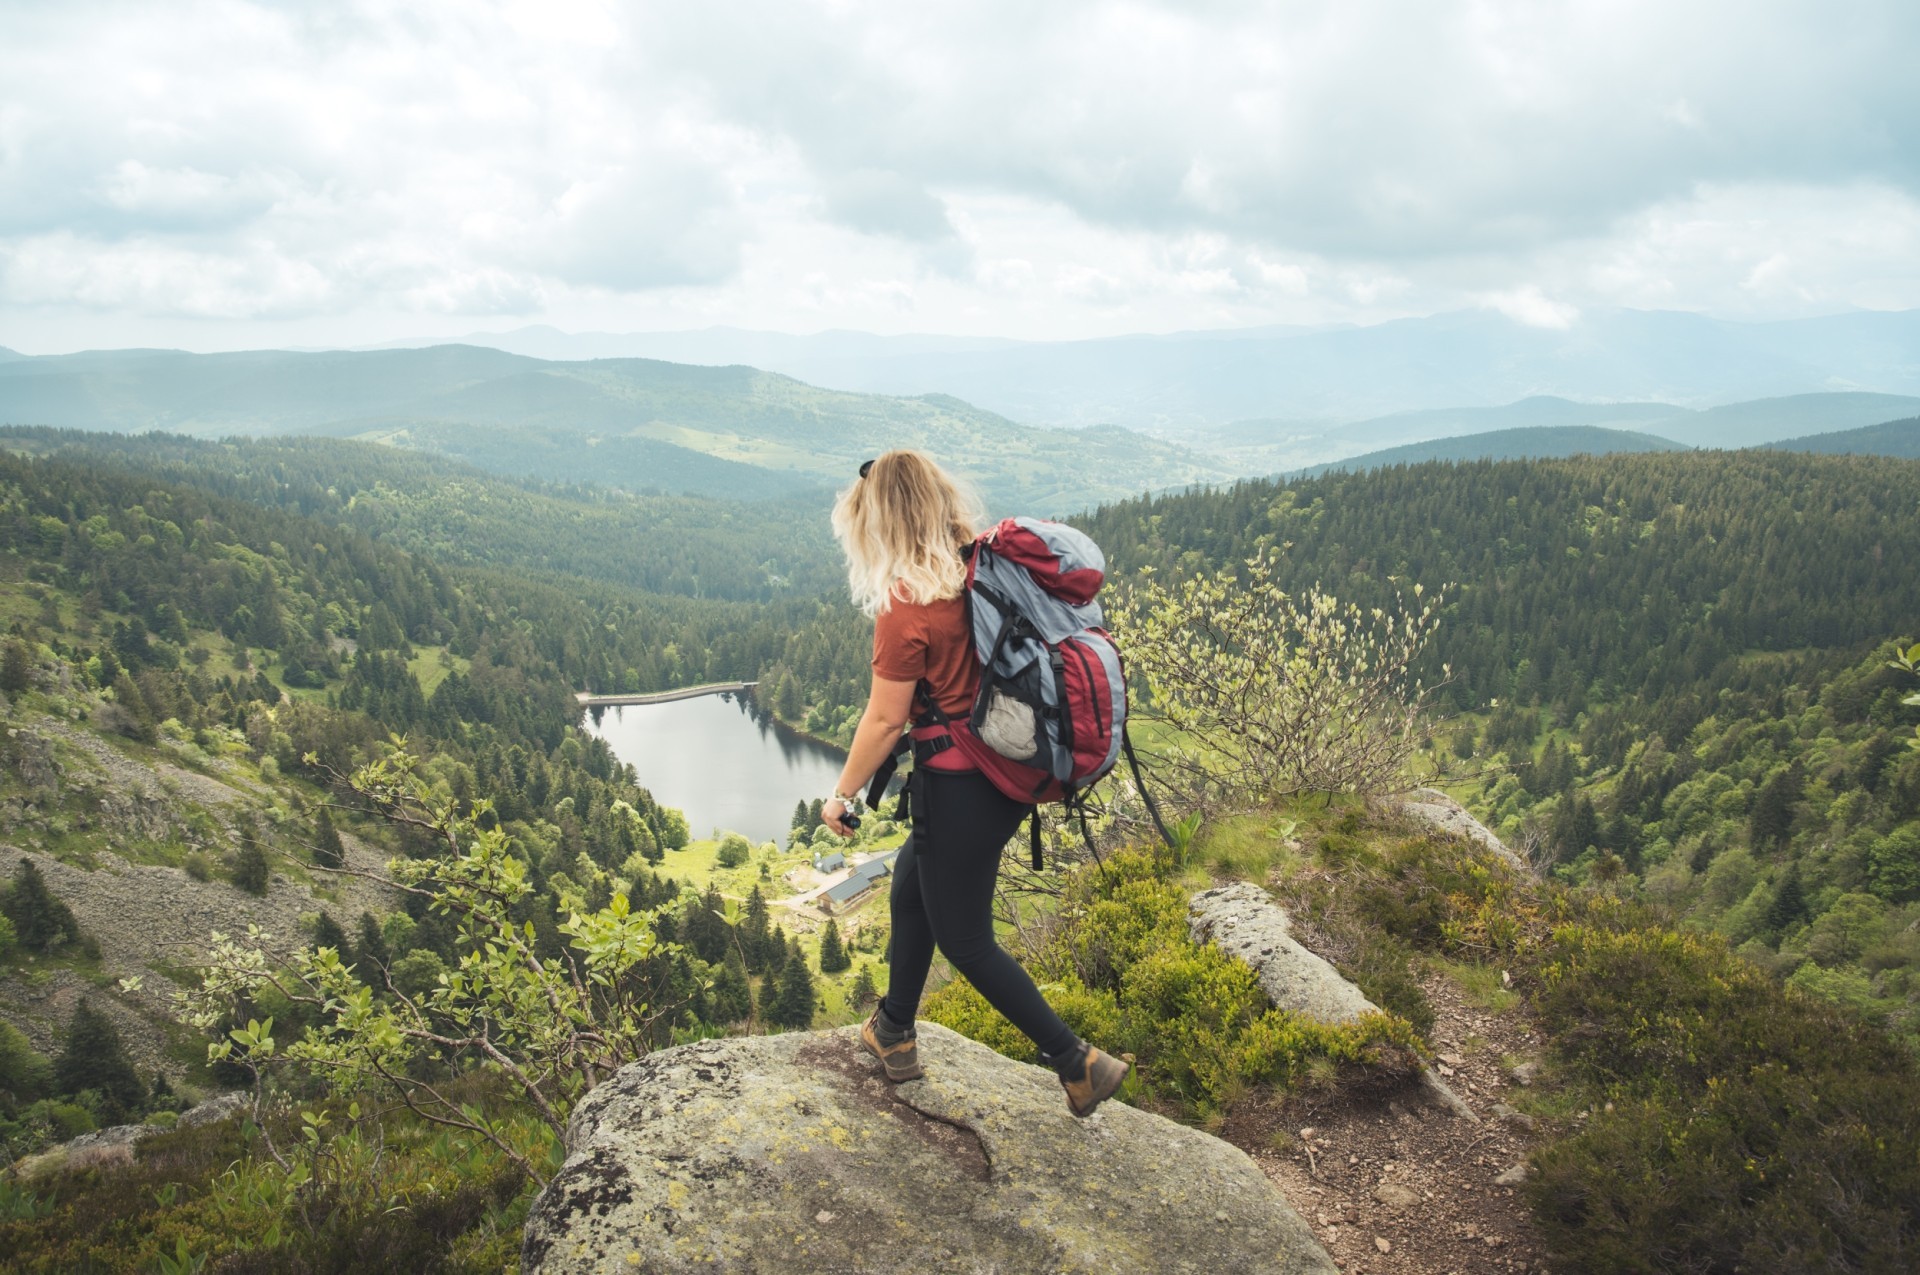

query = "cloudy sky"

[{"left": 3, "top": 0, "right": 1918, "bottom": 353}]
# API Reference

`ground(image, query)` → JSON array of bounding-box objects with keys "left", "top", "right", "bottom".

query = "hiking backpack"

[{"left": 875, "top": 516, "right": 1169, "bottom": 866}]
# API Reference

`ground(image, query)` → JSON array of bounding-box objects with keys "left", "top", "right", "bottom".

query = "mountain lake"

[{"left": 583, "top": 691, "right": 848, "bottom": 846}]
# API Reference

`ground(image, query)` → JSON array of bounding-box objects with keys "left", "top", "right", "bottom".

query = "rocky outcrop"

[
  {"left": 1397, "top": 787, "right": 1530, "bottom": 872},
  {"left": 10, "top": 1091, "right": 248, "bottom": 1178},
  {"left": 1189, "top": 882, "right": 1380, "bottom": 1024},
  {"left": 523, "top": 1023, "right": 1336, "bottom": 1275},
  {"left": 0, "top": 838, "right": 394, "bottom": 1075},
  {"left": 1189, "top": 882, "right": 1476, "bottom": 1121}
]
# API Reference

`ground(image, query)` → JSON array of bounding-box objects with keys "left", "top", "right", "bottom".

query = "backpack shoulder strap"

[{"left": 1122, "top": 724, "right": 1177, "bottom": 849}]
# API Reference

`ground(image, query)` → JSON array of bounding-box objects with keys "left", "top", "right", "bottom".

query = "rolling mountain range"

[
  {"left": 1290, "top": 424, "right": 1686, "bottom": 477},
  {"left": 0, "top": 345, "right": 1231, "bottom": 513},
  {"left": 3, "top": 341, "right": 1918, "bottom": 510},
  {"left": 1765, "top": 415, "right": 1920, "bottom": 458},
  {"left": 365, "top": 307, "right": 1920, "bottom": 430}
]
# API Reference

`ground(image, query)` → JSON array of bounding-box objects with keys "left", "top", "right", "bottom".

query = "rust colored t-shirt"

[{"left": 871, "top": 592, "right": 977, "bottom": 720}]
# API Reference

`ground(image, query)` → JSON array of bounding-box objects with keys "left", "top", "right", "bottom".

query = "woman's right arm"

[{"left": 823, "top": 674, "right": 916, "bottom": 836}]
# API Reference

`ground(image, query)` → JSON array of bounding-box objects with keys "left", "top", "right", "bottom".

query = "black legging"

[{"left": 879, "top": 768, "right": 1080, "bottom": 1060}]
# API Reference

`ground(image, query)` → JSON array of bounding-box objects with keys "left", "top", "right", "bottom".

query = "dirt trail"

[{"left": 1221, "top": 972, "right": 1554, "bottom": 1275}]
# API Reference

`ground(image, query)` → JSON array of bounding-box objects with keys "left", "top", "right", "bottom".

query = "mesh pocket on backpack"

[{"left": 976, "top": 683, "right": 1039, "bottom": 760}]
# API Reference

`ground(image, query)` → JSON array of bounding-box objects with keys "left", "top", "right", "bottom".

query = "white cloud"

[
  {"left": 0, "top": 0, "right": 1916, "bottom": 349},
  {"left": 1480, "top": 286, "right": 1580, "bottom": 330}
]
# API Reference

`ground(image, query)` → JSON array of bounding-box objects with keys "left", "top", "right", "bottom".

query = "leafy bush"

[
  {"left": 182, "top": 749, "right": 676, "bottom": 1188},
  {"left": 714, "top": 833, "right": 753, "bottom": 868}
]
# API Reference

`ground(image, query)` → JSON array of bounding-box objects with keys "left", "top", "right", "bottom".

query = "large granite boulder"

[
  {"left": 523, "top": 1023, "right": 1335, "bottom": 1274},
  {"left": 1190, "top": 882, "right": 1476, "bottom": 1121},
  {"left": 1398, "top": 787, "right": 1530, "bottom": 871}
]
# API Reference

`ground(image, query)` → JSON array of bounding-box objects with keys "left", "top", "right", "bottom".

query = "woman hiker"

[{"left": 821, "top": 449, "right": 1130, "bottom": 1118}]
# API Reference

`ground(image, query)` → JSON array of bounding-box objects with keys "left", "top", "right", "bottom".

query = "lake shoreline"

[{"left": 583, "top": 692, "right": 850, "bottom": 844}]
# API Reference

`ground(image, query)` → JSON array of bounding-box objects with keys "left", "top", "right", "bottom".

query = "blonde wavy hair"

[{"left": 831, "top": 450, "right": 983, "bottom": 616}]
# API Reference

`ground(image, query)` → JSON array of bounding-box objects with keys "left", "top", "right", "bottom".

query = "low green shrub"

[
  {"left": 924, "top": 845, "right": 1422, "bottom": 1115},
  {"left": 1336, "top": 933, "right": 1437, "bottom": 1036},
  {"left": 0, "top": 1074, "right": 544, "bottom": 1274},
  {"left": 1526, "top": 922, "right": 1920, "bottom": 1272},
  {"left": 925, "top": 975, "right": 1121, "bottom": 1066}
]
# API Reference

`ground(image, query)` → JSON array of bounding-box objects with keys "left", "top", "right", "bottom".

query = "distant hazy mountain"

[
  {"left": 374, "top": 308, "right": 1920, "bottom": 429},
  {"left": 0, "top": 344, "right": 1229, "bottom": 513},
  {"left": 1648, "top": 393, "right": 1920, "bottom": 449},
  {"left": 1197, "top": 392, "right": 1920, "bottom": 474},
  {"left": 1764, "top": 416, "right": 1920, "bottom": 459},
  {"left": 1288, "top": 425, "right": 1683, "bottom": 478},
  {"left": 367, "top": 324, "right": 1027, "bottom": 371}
]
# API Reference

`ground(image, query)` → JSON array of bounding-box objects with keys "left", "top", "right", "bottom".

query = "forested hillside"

[
  {"left": 1083, "top": 450, "right": 1920, "bottom": 1042},
  {"left": 0, "top": 437, "right": 874, "bottom": 731},
  {"left": 1291, "top": 423, "right": 1682, "bottom": 476},
  {"left": 0, "top": 428, "right": 845, "bottom": 602},
  {"left": 6, "top": 427, "right": 1920, "bottom": 1270},
  {"left": 1768, "top": 414, "right": 1920, "bottom": 459},
  {"left": 0, "top": 443, "right": 891, "bottom": 1185}
]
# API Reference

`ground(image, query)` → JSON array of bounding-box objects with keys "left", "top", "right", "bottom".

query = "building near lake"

[{"left": 820, "top": 851, "right": 899, "bottom": 911}]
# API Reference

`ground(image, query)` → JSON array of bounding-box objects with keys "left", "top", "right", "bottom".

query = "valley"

[{"left": 1, "top": 348, "right": 1917, "bottom": 1272}]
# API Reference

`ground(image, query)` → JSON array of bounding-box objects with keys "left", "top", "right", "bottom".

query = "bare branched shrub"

[
  {"left": 1111, "top": 551, "right": 1445, "bottom": 812},
  {"left": 178, "top": 747, "right": 677, "bottom": 1186}
]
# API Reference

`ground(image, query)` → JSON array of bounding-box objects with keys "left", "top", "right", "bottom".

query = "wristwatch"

[{"left": 830, "top": 790, "right": 864, "bottom": 813}]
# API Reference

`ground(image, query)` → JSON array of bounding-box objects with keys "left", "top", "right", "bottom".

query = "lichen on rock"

[{"left": 522, "top": 1023, "right": 1336, "bottom": 1274}]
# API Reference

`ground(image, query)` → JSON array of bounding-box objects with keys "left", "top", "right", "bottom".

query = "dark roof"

[
  {"left": 824, "top": 876, "right": 874, "bottom": 905},
  {"left": 851, "top": 851, "right": 898, "bottom": 881}
]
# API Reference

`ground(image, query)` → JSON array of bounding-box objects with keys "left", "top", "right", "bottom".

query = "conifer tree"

[
  {"left": 2, "top": 857, "right": 81, "bottom": 952},
  {"left": 311, "top": 911, "right": 352, "bottom": 965},
  {"left": 1750, "top": 764, "right": 1803, "bottom": 851},
  {"left": 682, "top": 884, "right": 730, "bottom": 963},
  {"left": 849, "top": 965, "right": 878, "bottom": 1009},
  {"left": 230, "top": 841, "right": 270, "bottom": 895},
  {"left": 709, "top": 949, "right": 753, "bottom": 1025},
  {"left": 110, "top": 671, "right": 156, "bottom": 743},
  {"left": 741, "top": 885, "right": 773, "bottom": 973},
  {"left": 1768, "top": 864, "right": 1809, "bottom": 932},
  {"left": 312, "top": 805, "right": 346, "bottom": 869},
  {"left": 818, "top": 919, "right": 849, "bottom": 973},
  {"left": 356, "top": 911, "right": 393, "bottom": 981},
  {"left": 0, "top": 639, "right": 29, "bottom": 695},
  {"left": 55, "top": 1000, "right": 144, "bottom": 1121},
  {"left": 769, "top": 949, "right": 817, "bottom": 1029}
]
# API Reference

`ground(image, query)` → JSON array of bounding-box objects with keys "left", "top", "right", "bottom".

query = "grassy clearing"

[
  {"left": 660, "top": 825, "right": 908, "bottom": 901},
  {"left": 1183, "top": 809, "right": 1306, "bottom": 885},
  {"left": 407, "top": 644, "right": 470, "bottom": 698},
  {"left": 1428, "top": 955, "right": 1521, "bottom": 1014}
]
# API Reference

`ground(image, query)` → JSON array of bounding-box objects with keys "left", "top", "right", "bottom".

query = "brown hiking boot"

[
  {"left": 860, "top": 1007, "right": 923, "bottom": 1082},
  {"left": 1059, "top": 1045, "right": 1129, "bottom": 1118}
]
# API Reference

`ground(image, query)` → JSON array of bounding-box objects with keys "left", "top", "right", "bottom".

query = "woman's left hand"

[{"left": 823, "top": 797, "right": 856, "bottom": 838}]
